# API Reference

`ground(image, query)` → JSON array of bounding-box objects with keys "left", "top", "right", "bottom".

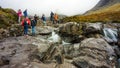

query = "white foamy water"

[
  {"left": 103, "top": 28, "right": 118, "bottom": 43},
  {"left": 48, "top": 31, "right": 61, "bottom": 43}
]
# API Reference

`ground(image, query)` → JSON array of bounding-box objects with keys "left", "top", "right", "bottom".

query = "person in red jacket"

[
  {"left": 17, "top": 9, "right": 22, "bottom": 23},
  {"left": 21, "top": 17, "right": 30, "bottom": 37}
]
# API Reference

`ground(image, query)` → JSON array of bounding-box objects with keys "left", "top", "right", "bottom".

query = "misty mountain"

[
  {"left": 87, "top": 0, "right": 120, "bottom": 13},
  {"left": 62, "top": 0, "right": 120, "bottom": 23}
]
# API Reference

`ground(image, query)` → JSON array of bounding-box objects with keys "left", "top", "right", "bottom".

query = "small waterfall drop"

[
  {"left": 62, "top": 40, "right": 71, "bottom": 45},
  {"left": 103, "top": 28, "right": 118, "bottom": 43},
  {"left": 48, "top": 31, "right": 71, "bottom": 45},
  {"left": 48, "top": 31, "right": 61, "bottom": 43}
]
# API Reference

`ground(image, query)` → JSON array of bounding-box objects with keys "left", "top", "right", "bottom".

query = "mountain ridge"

[
  {"left": 62, "top": 0, "right": 120, "bottom": 23},
  {"left": 86, "top": 0, "right": 120, "bottom": 14},
  {"left": 91, "top": 0, "right": 120, "bottom": 10}
]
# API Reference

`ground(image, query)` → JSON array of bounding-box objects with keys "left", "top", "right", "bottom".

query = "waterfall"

[
  {"left": 103, "top": 28, "right": 118, "bottom": 43},
  {"left": 48, "top": 31, "right": 71, "bottom": 45},
  {"left": 48, "top": 31, "right": 61, "bottom": 43}
]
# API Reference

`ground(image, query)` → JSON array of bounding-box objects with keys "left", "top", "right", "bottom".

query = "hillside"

[
  {"left": 62, "top": 0, "right": 120, "bottom": 23},
  {"left": 90, "top": 0, "right": 120, "bottom": 11},
  {"left": 0, "top": 7, "right": 17, "bottom": 28}
]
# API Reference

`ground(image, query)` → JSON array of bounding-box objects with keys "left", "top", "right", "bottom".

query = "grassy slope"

[
  {"left": 0, "top": 8, "right": 17, "bottom": 28},
  {"left": 62, "top": 3, "right": 120, "bottom": 23}
]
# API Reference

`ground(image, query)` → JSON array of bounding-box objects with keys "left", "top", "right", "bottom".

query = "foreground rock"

[
  {"left": 72, "top": 38, "right": 116, "bottom": 68},
  {"left": 0, "top": 34, "right": 76, "bottom": 68}
]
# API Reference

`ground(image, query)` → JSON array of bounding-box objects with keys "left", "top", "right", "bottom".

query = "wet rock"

[
  {"left": 59, "top": 22, "right": 103, "bottom": 43},
  {"left": 35, "top": 26, "right": 54, "bottom": 35},
  {"left": 48, "top": 31, "right": 62, "bottom": 43},
  {"left": 117, "top": 58, "right": 120, "bottom": 68},
  {"left": 113, "top": 46, "right": 120, "bottom": 57},
  {"left": 59, "top": 22, "right": 82, "bottom": 35},
  {"left": 83, "top": 23, "right": 103, "bottom": 37},
  {"left": 0, "top": 56, "right": 10, "bottom": 66},
  {"left": 59, "top": 22, "right": 83, "bottom": 43},
  {"left": 72, "top": 38, "right": 116, "bottom": 68},
  {"left": 103, "top": 28, "right": 118, "bottom": 43},
  {"left": 40, "top": 43, "right": 64, "bottom": 64}
]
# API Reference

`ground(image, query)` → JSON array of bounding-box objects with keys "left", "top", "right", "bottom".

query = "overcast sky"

[{"left": 0, "top": 0, "right": 100, "bottom": 16}]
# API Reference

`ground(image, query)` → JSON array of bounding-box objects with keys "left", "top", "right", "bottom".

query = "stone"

[
  {"left": 83, "top": 23, "right": 103, "bottom": 35},
  {"left": 59, "top": 22, "right": 83, "bottom": 43},
  {"left": 0, "top": 56, "right": 10, "bottom": 66},
  {"left": 72, "top": 38, "right": 116, "bottom": 68},
  {"left": 36, "top": 26, "right": 54, "bottom": 35}
]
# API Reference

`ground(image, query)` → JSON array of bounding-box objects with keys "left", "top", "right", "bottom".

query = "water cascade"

[
  {"left": 48, "top": 31, "right": 61, "bottom": 43},
  {"left": 103, "top": 28, "right": 118, "bottom": 43}
]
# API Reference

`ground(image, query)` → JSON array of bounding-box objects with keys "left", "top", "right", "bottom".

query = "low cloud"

[{"left": 0, "top": 0, "right": 100, "bottom": 16}]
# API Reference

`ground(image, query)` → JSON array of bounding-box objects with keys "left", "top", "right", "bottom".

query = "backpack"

[
  {"left": 31, "top": 20, "right": 36, "bottom": 26},
  {"left": 24, "top": 20, "right": 28, "bottom": 26}
]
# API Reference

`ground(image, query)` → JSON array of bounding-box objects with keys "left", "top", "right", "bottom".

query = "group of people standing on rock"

[
  {"left": 17, "top": 9, "right": 59, "bottom": 38},
  {"left": 17, "top": 9, "right": 37, "bottom": 37}
]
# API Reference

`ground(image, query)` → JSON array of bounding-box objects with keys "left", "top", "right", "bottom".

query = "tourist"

[
  {"left": 50, "top": 11, "right": 54, "bottom": 24},
  {"left": 34, "top": 14, "right": 38, "bottom": 24},
  {"left": 41, "top": 14, "right": 46, "bottom": 26},
  {"left": 23, "top": 9, "right": 28, "bottom": 18},
  {"left": 21, "top": 17, "right": 31, "bottom": 38},
  {"left": 17, "top": 9, "right": 22, "bottom": 23},
  {"left": 54, "top": 13, "right": 59, "bottom": 24},
  {"left": 31, "top": 17, "right": 37, "bottom": 36}
]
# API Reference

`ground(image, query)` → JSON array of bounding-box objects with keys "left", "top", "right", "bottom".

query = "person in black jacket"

[{"left": 31, "top": 17, "right": 37, "bottom": 36}]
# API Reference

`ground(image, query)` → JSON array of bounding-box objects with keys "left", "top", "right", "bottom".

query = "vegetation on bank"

[
  {"left": 62, "top": 3, "right": 120, "bottom": 23},
  {"left": 0, "top": 7, "right": 17, "bottom": 28}
]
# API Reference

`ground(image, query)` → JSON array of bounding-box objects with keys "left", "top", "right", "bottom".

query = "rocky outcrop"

[
  {"left": 0, "top": 37, "right": 38, "bottom": 67},
  {"left": 0, "top": 24, "right": 23, "bottom": 39},
  {"left": 59, "top": 22, "right": 82, "bottom": 35},
  {"left": 0, "top": 28, "right": 9, "bottom": 39},
  {"left": 83, "top": 23, "right": 103, "bottom": 38},
  {"left": 35, "top": 26, "right": 54, "bottom": 35},
  {"left": 59, "top": 22, "right": 84, "bottom": 43},
  {"left": 0, "top": 33, "right": 76, "bottom": 68},
  {"left": 58, "top": 22, "right": 104, "bottom": 43},
  {"left": 9, "top": 24, "right": 23, "bottom": 37},
  {"left": 0, "top": 35, "right": 49, "bottom": 68},
  {"left": 72, "top": 38, "right": 116, "bottom": 68}
]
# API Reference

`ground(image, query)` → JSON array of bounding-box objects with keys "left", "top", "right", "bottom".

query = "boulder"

[
  {"left": 59, "top": 22, "right": 82, "bottom": 35},
  {"left": 0, "top": 56, "right": 10, "bottom": 66},
  {"left": 117, "top": 58, "right": 120, "bottom": 68},
  {"left": 72, "top": 38, "right": 116, "bottom": 68},
  {"left": 9, "top": 24, "right": 23, "bottom": 37},
  {"left": 59, "top": 22, "right": 83, "bottom": 43},
  {"left": 83, "top": 23, "right": 103, "bottom": 35},
  {"left": 0, "top": 28, "right": 9, "bottom": 39},
  {"left": 35, "top": 26, "right": 54, "bottom": 35}
]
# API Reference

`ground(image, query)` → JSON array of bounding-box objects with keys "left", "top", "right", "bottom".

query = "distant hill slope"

[
  {"left": 90, "top": 0, "right": 120, "bottom": 11},
  {"left": 62, "top": 0, "right": 120, "bottom": 23},
  {"left": 86, "top": 0, "right": 120, "bottom": 15},
  {"left": 0, "top": 7, "right": 17, "bottom": 28}
]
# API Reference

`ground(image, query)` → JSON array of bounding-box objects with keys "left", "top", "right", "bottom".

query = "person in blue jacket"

[
  {"left": 23, "top": 9, "right": 28, "bottom": 18},
  {"left": 31, "top": 17, "right": 37, "bottom": 36},
  {"left": 41, "top": 14, "right": 46, "bottom": 26}
]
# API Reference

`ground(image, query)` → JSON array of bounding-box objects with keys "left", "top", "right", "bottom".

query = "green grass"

[
  {"left": 62, "top": 3, "right": 120, "bottom": 23},
  {"left": 0, "top": 8, "right": 17, "bottom": 28}
]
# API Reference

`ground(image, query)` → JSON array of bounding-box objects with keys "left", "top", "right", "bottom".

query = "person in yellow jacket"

[{"left": 54, "top": 13, "right": 59, "bottom": 24}]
